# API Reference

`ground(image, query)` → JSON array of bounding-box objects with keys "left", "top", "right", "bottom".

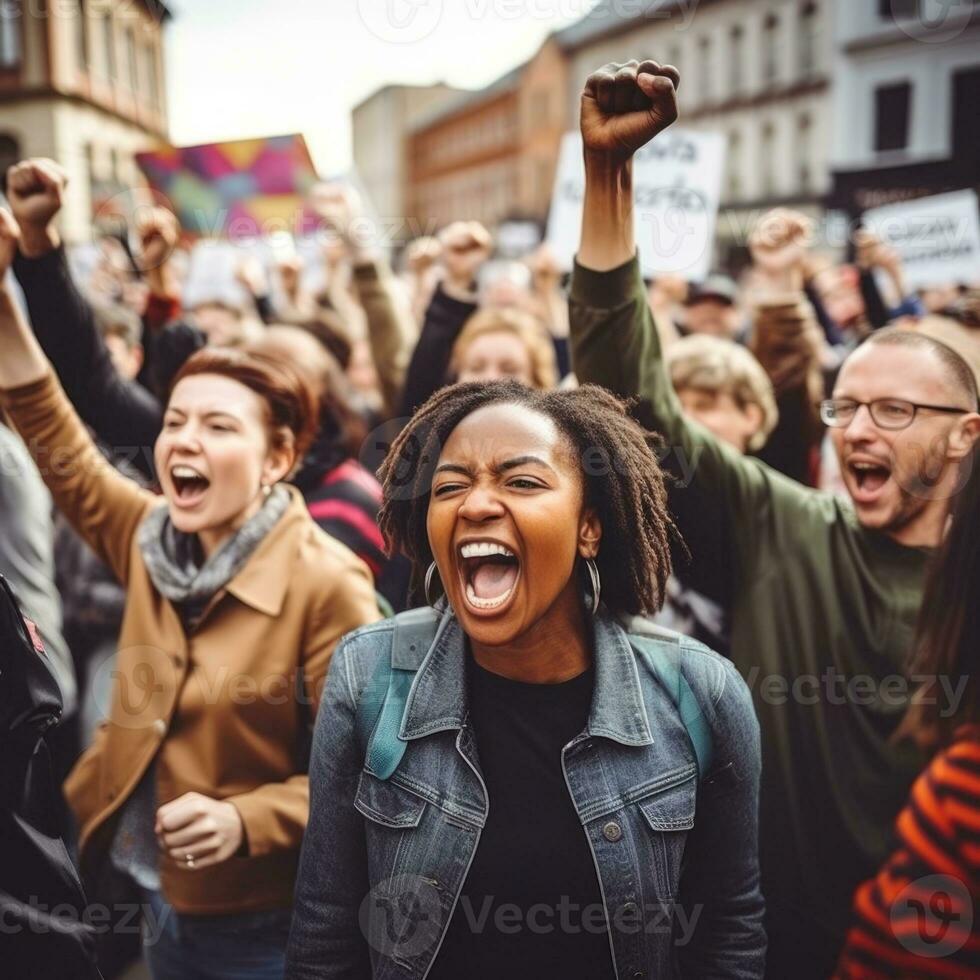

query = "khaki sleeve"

[
  {"left": 1, "top": 371, "right": 155, "bottom": 586},
  {"left": 227, "top": 558, "right": 381, "bottom": 857},
  {"left": 352, "top": 258, "right": 414, "bottom": 416}
]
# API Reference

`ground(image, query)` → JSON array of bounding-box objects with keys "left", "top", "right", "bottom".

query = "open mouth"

[
  {"left": 847, "top": 459, "right": 892, "bottom": 504},
  {"left": 170, "top": 464, "right": 211, "bottom": 507},
  {"left": 457, "top": 541, "right": 521, "bottom": 614}
]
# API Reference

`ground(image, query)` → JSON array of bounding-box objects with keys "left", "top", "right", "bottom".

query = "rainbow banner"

[{"left": 135, "top": 134, "right": 320, "bottom": 238}]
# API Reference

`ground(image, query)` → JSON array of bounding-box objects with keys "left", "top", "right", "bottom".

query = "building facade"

[
  {"left": 351, "top": 82, "right": 463, "bottom": 233},
  {"left": 558, "top": 0, "right": 834, "bottom": 269},
  {"left": 404, "top": 35, "right": 570, "bottom": 233},
  {"left": 0, "top": 0, "right": 170, "bottom": 242},
  {"left": 828, "top": 0, "right": 980, "bottom": 216}
]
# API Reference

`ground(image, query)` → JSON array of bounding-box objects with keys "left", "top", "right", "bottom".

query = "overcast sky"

[{"left": 164, "top": 0, "right": 596, "bottom": 177}]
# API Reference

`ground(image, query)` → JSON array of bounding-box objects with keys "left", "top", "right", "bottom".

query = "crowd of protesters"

[{"left": 1, "top": 56, "right": 979, "bottom": 980}]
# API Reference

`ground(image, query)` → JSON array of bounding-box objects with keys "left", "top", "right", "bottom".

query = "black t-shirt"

[{"left": 427, "top": 657, "right": 616, "bottom": 980}]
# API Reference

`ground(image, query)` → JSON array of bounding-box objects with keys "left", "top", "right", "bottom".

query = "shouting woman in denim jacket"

[{"left": 287, "top": 376, "right": 765, "bottom": 979}]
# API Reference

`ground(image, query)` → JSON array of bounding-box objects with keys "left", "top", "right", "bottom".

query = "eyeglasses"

[{"left": 820, "top": 397, "right": 970, "bottom": 430}]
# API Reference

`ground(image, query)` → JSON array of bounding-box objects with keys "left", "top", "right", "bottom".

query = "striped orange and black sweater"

[{"left": 836, "top": 726, "right": 980, "bottom": 978}]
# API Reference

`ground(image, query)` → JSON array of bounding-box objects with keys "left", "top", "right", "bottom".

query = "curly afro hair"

[{"left": 378, "top": 380, "right": 677, "bottom": 617}]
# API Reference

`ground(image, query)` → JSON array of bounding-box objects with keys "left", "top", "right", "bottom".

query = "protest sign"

[
  {"left": 136, "top": 134, "right": 320, "bottom": 239},
  {"left": 545, "top": 128, "right": 726, "bottom": 282},
  {"left": 862, "top": 190, "right": 980, "bottom": 290}
]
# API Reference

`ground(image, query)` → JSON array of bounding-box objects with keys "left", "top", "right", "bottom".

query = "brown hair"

[
  {"left": 450, "top": 308, "right": 558, "bottom": 390},
  {"left": 170, "top": 347, "right": 319, "bottom": 461}
]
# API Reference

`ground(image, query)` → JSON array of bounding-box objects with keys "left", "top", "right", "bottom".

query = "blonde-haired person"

[
  {"left": 450, "top": 306, "right": 558, "bottom": 390},
  {"left": 656, "top": 334, "right": 779, "bottom": 658},
  {"left": 666, "top": 333, "right": 778, "bottom": 453}
]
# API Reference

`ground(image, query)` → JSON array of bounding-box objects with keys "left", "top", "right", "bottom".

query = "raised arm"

[
  {"left": 6, "top": 159, "right": 163, "bottom": 479},
  {"left": 0, "top": 209, "right": 154, "bottom": 586},
  {"left": 397, "top": 221, "right": 488, "bottom": 417},
  {"left": 570, "top": 61, "right": 813, "bottom": 601}
]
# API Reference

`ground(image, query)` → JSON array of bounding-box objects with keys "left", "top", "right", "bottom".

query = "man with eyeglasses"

[{"left": 568, "top": 59, "right": 980, "bottom": 978}]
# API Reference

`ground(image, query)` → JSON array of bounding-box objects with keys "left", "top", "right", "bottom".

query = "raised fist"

[
  {"left": 580, "top": 59, "right": 680, "bottom": 161},
  {"left": 405, "top": 236, "right": 442, "bottom": 275},
  {"left": 5, "top": 158, "right": 68, "bottom": 230},
  {"left": 749, "top": 209, "right": 813, "bottom": 274},
  {"left": 0, "top": 208, "right": 20, "bottom": 279},
  {"left": 135, "top": 205, "right": 179, "bottom": 271},
  {"left": 438, "top": 221, "right": 492, "bottom": 289},
  {"left": 854, "top": 228, "right": 902, "bottom": 278}
]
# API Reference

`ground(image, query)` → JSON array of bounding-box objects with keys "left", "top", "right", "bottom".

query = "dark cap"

[{"left": 685, "top": 274, "right": 737, "bottom": 307}]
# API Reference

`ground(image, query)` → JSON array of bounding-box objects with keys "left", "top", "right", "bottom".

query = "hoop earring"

[
  {"left": 585, "top": 557, "right": 601, "bottom": 616},
  {"left": 424, "top": 561, "right": 441, "bottom": 607}
]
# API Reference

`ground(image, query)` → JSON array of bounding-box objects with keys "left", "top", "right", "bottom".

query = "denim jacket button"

[{"left": 602, "top": 821, "right": 622, "bottom": 842}]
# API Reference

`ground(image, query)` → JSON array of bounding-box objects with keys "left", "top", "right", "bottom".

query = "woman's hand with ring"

[{"left": 155, "top": 792, "right": 246, "bottom": 870}]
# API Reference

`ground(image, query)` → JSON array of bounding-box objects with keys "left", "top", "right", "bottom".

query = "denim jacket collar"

[{"left": 398, "top": 610, "right": 654, "bottom": 747}]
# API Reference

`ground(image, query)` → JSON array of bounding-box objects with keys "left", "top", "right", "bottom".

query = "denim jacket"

[{"left": 286, "top": 610, "right": 765, "bottom": 979}]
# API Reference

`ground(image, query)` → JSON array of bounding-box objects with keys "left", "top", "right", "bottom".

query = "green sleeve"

[{"left": 569, "top": 255, "right": 816, "bottom": 604}]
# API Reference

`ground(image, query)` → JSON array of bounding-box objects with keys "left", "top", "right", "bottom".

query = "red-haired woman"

[{"left": 0, "top": 208, "right": 381, "bottom": 979}]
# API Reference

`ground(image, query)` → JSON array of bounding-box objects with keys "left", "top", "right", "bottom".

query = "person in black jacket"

[{"left": 0, "top": 572, "right": 102, "bottom": 980}]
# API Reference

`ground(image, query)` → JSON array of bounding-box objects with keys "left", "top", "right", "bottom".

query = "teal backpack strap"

[
  {"left": 629, "top": 635, "right": 714, "bottom": 780},
  {"left": 355, "top": 607, "right": 443, "bottom": 780}
]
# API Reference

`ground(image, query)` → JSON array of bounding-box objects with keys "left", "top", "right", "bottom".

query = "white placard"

[
  {"left": 545, "top": 128, "right": 726, "bottom": 282},
  {"left": 863, "top": 190, "right": 980, "bottom": 290}
]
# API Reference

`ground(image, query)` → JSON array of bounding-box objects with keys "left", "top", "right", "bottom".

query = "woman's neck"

[{"left": 469, "top": 582, "right": 593, "bottom": 684}]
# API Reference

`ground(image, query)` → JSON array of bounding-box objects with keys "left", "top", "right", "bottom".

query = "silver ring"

[{"left": 184, "top": 852, "right": 195, "bottom": 867}]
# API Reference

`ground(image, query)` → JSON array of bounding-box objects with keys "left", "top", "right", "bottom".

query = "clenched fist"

[
  {"left": 135, "top": 205, "right": 180, "bottom": 272},
  {"left": 581, "top": 59, "right": 680, "bottom": 161},
  {"left": 155, "top": 791, "right": 245, "bottom": 870},
  {"left": 5, "top": 158, "right": 67, "bottom": 257}
]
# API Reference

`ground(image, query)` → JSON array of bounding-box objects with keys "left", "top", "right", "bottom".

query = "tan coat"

[{"left": 2, "top": 372, "right": 381, "bottom": 914}]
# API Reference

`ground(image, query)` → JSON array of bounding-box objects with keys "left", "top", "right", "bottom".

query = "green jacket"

[{"left": 569, "top": 255, "right": 929, "bottom": 967}]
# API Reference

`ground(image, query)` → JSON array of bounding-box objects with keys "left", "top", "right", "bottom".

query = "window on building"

[
  {"left": 763, "top": 13, "right": 779, "bottom": 84},
  {"left": 101, "top": 10, "right": 115, "bottom": 80},
  {"left": 145, "top": 41, "right": 160, "bottom": 109},
  {"left": 75, "top": 0, "right": 89, "bottom": 71},
  {"left": 799, "top": 3, "right": 818, "bottom": 78},
  {"left": 0, "top": 134, "right": 21, "bottom": 177},
  {"left": 698, "top": 36, "right": 711, "bottom": 103},
  {"left": 729, "top": 26, "right": 744, "bottom": 94},
  {"left": 0, "top": 1, "right": 22, "bottom": 68},
  {"left": 126, "top": 26, "right": 138, "bottom": 92},
  {"left": 874, "top": 82, "right": 911, "bottom": 152},
  {"left": 880, "top": 0, "right": 918, "bottom": 18},
  {"left": 728, "top": 131, "right": 742, "bottom": 200},
  {"left": 797, "top": 113, "right": 812, "bottom": 190},
  {"left": 951, "top": 66, "right": 980, "bottom": 165},
  {"left": 761, "top": 122, "right": 775, "bottom": 196},
  {"left": 531, "top": 89, "right": 549, "bottom": 127}
]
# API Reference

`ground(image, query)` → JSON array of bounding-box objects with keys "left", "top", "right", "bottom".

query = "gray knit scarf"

[{"left": 137, "top": 484, "right": 290, "bottom": 631}]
